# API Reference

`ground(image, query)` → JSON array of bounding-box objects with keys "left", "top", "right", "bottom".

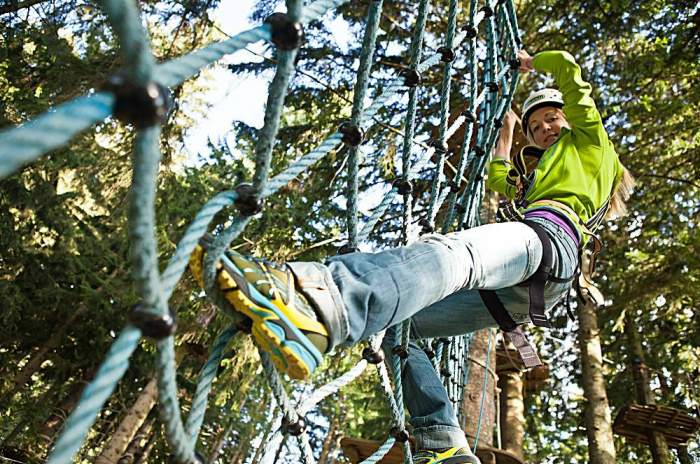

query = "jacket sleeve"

[
  {"left": 532, "top": 51, "right": 608, "bottom": 146},
  {"left": 487, "top": 159, "right": 517, "bottom": 199}
]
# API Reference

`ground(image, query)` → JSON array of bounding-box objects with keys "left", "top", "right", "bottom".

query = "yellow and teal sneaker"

[
  {"left": 413, "top": 447, "right": 481, "bottom": 464},
  {"left": 189, "top": 244, "right": 329, "bottom": 380}
]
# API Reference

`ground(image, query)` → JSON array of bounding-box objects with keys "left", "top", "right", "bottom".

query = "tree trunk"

[
  {"left": 318, "top": 415, "right": 339, "bottom": 464},
  {"left": 207, "top": 418, "right": 236, "bottom": 464},
  {"left": 10, "top": 268, "right": 120, "bottom": 394},
  {"left": 96, "top": 378, "right": 158, "bottom": 464},
  {"left": 577, "top": 294, "right": 616, "bottom": 464},
  {"left": 133, "top": 429, "right": 158, "bottom": 464},
  {"left": 9, "top": 305, "right": 88, "bottom": 394},
  {"left": 498, "top": 369, "right": 525, "bottom": 461},
  {"left": 117, "top": 414, "right": 155, "bottom": 464},
  {"left": 625, "top": 319, "right": 672, "bottom": 464},
  {"left": 461, "top": 329, "right": 497, "bottom": 462}
]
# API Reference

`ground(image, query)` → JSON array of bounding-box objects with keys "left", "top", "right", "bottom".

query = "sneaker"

[
  {"left": 189, "top": 243, "right": 329, "bottom": 380},
  {"left": 413, "top": 447, "right": 481, "bottom": 464}
]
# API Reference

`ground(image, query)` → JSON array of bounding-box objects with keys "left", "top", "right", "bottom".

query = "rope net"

[{"left": 0, "top": 0, "right": 522, "bottom": 462}]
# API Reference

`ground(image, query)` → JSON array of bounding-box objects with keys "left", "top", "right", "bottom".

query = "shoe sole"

[{"left": 189, "top": 246, "right": 322, "bottom": 380}]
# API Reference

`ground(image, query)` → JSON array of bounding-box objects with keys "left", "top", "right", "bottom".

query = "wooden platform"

[
  {"left": 340, "top": 437, "right": 413, "bottom": 463},
  {"left": 340, "top": 438, "right": 525, "bottom": 464},
  {"left": 613, "top": 404, "right": 700, "bottom": 448},
  {"left": 474, "top": 444, "right": 525, "bottom": 464}
]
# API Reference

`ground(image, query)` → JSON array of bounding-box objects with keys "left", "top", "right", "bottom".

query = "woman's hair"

[{"left": 605, "top": 166, "right": 635, "bottom": 219}]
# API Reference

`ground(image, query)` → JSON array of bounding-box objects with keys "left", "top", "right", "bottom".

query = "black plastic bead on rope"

[
  {"left": 338, "top": 243, "right": 360, "bottom": 255},
  {"left": 339, "top": 121, "right": 364, "bottom": 147},
  {"left": 429, "top": 138, "right": 448, "bottom": 154},
  {"left": 105, "top": 73, "right": 171, "bottom": 129},
  {"left": 392, "top": 345, "right": 409, "bottom": 360},
  {"left": 265, "top": 12, "right": 304, "bottom": 50},
  {"left": 463, "top": 110, "right": 476, "bottom": 123},
  {"left": 423, "top": 347, "right": 436, "bottom": 359},
  {"left": 440, "top": 367, "right": 452, "bottom": 378},
  {"left": 479, "top": 5, "right": 494, "bottom": 17},
  {"left": 391, "top": 426, "right": 411, "bottom": 443},
  {"left": 130, "top": 304, "right": 177, "bottom": 339},
  {"left": 402, "top": 69, "right": 422, "bottom": 87},
  {"left": 281, "top": 416, "right": 306, "bottom": 436},
  {"left": 509, "top": 58, "right": 521, "bottom": 70},
  {"left": 446, "top": 180, "right": 460, "bottom": 193},
  {"left": 473, "top": 146, "right": 486, "bottom": 157},
  {"left": 393, "top": 178, "right": 413, "bottom": 195},
  {"left": 362, "top": 346, "right": 385, "bottom": 364},
  {"left": 418, "top": 218, "right": 434, "bottom": 234},
  {"left": 234, "top": 183, "right": 263, "bottom": 216},
  {"left": 486, "top": 81, "right": 500, "bottom": 93},
  {"left": 493, "top": 117, "right": 503, "bottom": 129},
  {"left": 462, "top": 25, "right": 478, "bottom": 39},
  {"left": 437, "top": 46, "right": 456, "bottom": 63}
]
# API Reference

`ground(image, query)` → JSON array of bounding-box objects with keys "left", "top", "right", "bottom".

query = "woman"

[{"left": 190, "top": 49, "right": 633, "bottom": 464}]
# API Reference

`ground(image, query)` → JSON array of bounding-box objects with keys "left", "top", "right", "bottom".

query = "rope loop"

[
  {"left": 266, "top": 12, "right": 304, "bottom": 50},
  {"left": 104, "top": 73, "right": 171, "bottom": 128},
  {"left": 129, "top": 304, "right": 177, "bottom": 339},
  {"left": 234, "top": 183, "right": 263, "bottom": 216}
]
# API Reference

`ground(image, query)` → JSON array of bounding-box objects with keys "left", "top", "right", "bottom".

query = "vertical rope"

[{"left": 346, "top": 0, "right": 385, "bottom": 248}]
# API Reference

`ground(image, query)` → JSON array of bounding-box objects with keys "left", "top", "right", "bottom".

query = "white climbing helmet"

[{"left": 522, "top": 88, "right": 564, "bottom": 136}]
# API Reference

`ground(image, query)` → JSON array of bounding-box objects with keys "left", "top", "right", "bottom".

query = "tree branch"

[{"left": 0, "top": 0, "right": 49, "bottom": 15}]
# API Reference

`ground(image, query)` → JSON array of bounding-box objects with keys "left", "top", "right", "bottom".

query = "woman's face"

[{"left": 528, "top": 107, "right": 570, "bottom": 149}]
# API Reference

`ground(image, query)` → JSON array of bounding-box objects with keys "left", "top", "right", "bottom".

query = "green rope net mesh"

[{"left": 0, "top": 0, "right": 522, "bottom": 462}]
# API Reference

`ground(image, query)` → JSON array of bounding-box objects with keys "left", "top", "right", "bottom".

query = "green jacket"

[{"left": 488, "top": 51, "right": 624, "bottom": 242}]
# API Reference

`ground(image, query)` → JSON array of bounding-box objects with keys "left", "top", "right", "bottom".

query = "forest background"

[{"left": 0, "top": 0, "right": 698, "bottom": 463}]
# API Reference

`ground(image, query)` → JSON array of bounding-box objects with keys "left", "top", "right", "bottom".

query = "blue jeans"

[{"left": 288, "top": 219, "right": 578, "bottom": 449}]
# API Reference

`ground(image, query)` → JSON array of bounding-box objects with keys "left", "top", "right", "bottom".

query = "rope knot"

[
  {"left": 265, "top": 13, "right": 304, "bottom": 50},
  {"left": 463, "top": 110, "right": 477, "bottom": 123},
  {"left": 130, "top": 304, "right": 177, "bottom": 339},
  {"left": 509, "top": 58, "right": 521, "bottom": 70},
  {"left": 104, "top": 73, "right": 171, "bottom": 129},
  {"left": 362, "top": 347, "right": 385, "bottom": 364},
  {"left": 486, "top": 81, "right": 500, "bottom": 93},
  {"left": 473, "top": 146, "right": 486, "bottom": 157},
  {"left": 339, "top": 121, "right": 364, "bottom": 147},
  {"left": 234, "top": 183, "right": 263, "bottom": 216},
  {"left": 493, "top": 117, "right": 503, "bottom": 129},
  {"left": 440, "top": 367, "right": 452, "bottom": 378},
  {"left": 437, "top": 46, "right": 456, "bottom": 63},
  {"left": 402, "top": 69, "right": 422, "bottom": 87},
  {"left": 423, "top": 346, "right": 436, "bottom": 359}
]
